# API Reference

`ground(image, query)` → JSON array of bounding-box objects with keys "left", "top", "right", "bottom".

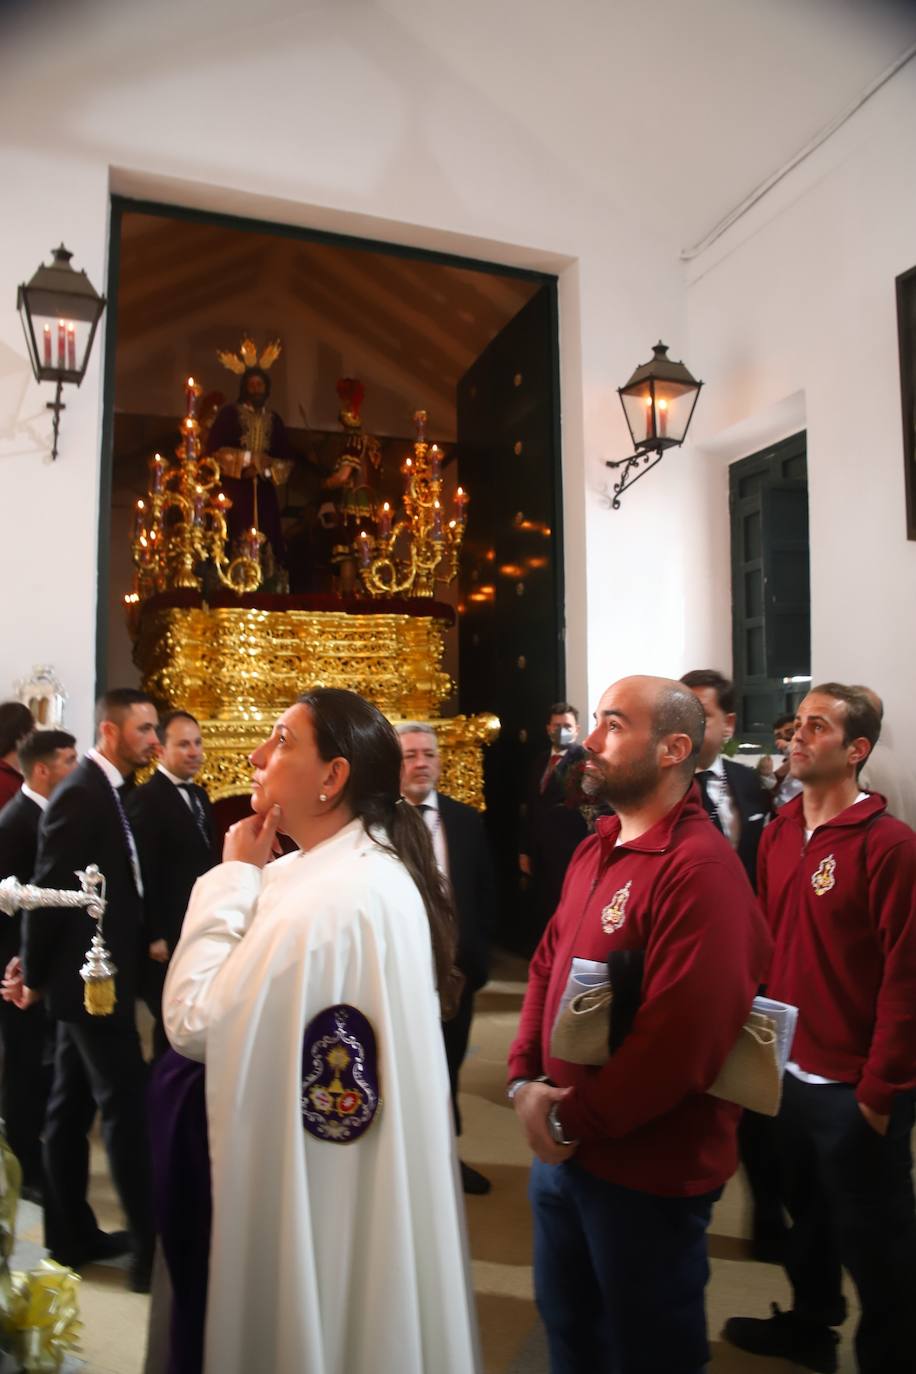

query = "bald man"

[{"left": 508, "top": 676, "right": 772, "bottom": 1374}]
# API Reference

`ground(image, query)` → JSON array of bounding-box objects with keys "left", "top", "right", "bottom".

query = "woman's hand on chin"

[{"left": 224, "top": 806, "right": 282, "bottom": 868}]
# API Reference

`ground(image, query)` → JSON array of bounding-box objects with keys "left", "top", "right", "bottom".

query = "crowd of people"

[{"left": 0, "top": 670, "right": 913, "bottom": 1374}]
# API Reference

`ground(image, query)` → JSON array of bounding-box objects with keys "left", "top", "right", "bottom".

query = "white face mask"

[{"left": 551, "top": 725, "right": 576, "bottom": 749}]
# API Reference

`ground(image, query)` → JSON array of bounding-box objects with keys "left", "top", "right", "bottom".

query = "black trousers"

[
  {"left": 143, "top": 960, "right": 170, "bottom": 1061},
  {"left": 42, "top": 1018, "right": 154, "bottom": 1265},
  {"left": 441, "top": 982, "right": 475, "bottom": 1138},
  {"left": 0, "top": 996, "right": 53, "bottom": 1185},
  {"left": 778, "top": 1073, "right": 916, "bottom": 1373},
  {"left": 737, "top": 1106, "right": 786, "bottom": 1242}
]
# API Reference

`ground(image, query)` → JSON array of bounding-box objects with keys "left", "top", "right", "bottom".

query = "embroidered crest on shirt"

[
  {"left": 601, "top": 880, "right": 632, "bottom": 932},
  {"left": 301, "top": 1004, "right": 380, "bottom": 1143},
  {"left": 811, "top": 854, "right": 837, "bottom": 897}
]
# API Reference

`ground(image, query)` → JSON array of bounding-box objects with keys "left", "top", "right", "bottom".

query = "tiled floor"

[{"left": 11, "top": 953, "right": 869, "bottom": 1372}]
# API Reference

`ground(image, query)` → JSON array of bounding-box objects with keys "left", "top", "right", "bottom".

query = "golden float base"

[{"left": 133, "top": 596, "right": 498, "bottom": 809}]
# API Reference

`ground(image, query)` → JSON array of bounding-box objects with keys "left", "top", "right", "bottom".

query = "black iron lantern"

[
  {"left": 17, "top": 244, "right": 107, "bottom": 461},
  {"left": 606, "top": 341, "right": 702, "bottom": 508}
]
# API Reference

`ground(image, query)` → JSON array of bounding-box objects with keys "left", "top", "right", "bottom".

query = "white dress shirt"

[
  {"left": 412, "top": 790, "right": 449, "bottom": 878},
  {"left": 86, "top": 747, "right": 144, "bottom": 896},
  {"left": 20, "top": 783, "right": 48, "bottom": 812},
  {"left": 698, "top": 755, "right": 738, "bottom": 847},
  {"left": 158, "top": 763, "right": 195, "bottom": 812}
]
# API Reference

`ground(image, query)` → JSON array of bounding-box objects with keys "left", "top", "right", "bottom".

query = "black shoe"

[
  {"left": 128, "top": 1253, "right": 153, "bottom": 1293},
  {"left": 460, "top": 1161, "right": 491, "bottom": 1195},
  {"left": 85, "top": 1229, "right": 132, "bottom": 1264},
  {"left": 723, "top": 1304, "right": 839, "bottom": 1373}
]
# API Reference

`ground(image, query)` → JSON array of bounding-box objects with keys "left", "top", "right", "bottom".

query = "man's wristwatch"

[
  {"left": 547, "top": 1103, "right": 575, "bottom": 1146},
  {"left": 506, "top": 1077, "right": 532, "bottom": 1102}
]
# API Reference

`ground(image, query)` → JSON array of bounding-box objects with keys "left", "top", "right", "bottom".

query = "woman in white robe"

[{"left": 163, "top": 689, "right": 481, "bottom": 1374}]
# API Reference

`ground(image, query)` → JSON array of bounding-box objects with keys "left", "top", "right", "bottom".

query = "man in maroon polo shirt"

[
  {"left": 508, "top": 676, "right": 771, "bottom": 1374},
  {"left": 724, "top": 683, "right": 916, "bottom": 1374},
  {"left": 0, "top": 702, "right": 35, "bottom": 813}
]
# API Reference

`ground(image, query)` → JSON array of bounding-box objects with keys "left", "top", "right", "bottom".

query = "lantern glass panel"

[
  {"left": 20, "top": 305, "right": 95, "bottom": 380},
  {"left": 620, "top": 378, "right": 699, "bottom": 448}
]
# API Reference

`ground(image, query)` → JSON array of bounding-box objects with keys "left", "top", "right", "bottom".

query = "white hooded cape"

[{"left": 164, "top": 818, "right": 480, "bottom": 1374}]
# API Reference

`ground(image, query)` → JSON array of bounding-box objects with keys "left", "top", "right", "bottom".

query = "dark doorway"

[
  {"left": 457, "top": 288, "right": 564, "bottom": 941},
  {"left": 730, "top": 433, "right": 810, "bottom": 745},
  {"left": 99, "top": 197, "right": 562, "bottom": 937}
]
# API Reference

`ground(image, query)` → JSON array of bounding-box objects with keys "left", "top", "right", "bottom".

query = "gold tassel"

[
  {"left": 79, "top": 933, "right": 118, "bottom": 1018},
  {"left": 83, "top": 979, "right": 117, "bottom": 1017}
]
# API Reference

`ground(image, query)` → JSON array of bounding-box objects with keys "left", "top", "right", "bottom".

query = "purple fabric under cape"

[{"left": 149, "top": 1049, "right": 212, "bottom": 1374}]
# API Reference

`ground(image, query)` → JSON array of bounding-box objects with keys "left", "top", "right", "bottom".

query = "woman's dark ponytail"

[{"left": 297, "top": 690, "right": 456, "bottom": 994}]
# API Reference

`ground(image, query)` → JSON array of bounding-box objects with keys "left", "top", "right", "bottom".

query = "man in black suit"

[
  {"left": 0, "top": 728, "right": 77, "bottom": 1197},
  {"left": 15, "top": 689, "right": 159, "bottom": 1290},
  {"left": 681, "top": 668, "right": 782, "bottom": 1262},
  {"left": 520, "top": 702, "right": 590, "bottom": 943},
  {"left": 126, "top": 709, "right": 218, "bottom": 1058},
  {"left": 680, "top": 671, "right": 771, "bottom": 888},
  {"left": 398, "top": 723, "right": 497, "bottom": 1195}
]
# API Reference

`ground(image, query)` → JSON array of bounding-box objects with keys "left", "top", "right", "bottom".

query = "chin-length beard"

[{"left": 583, "top": 748, "right": 660, "bottom": 809}]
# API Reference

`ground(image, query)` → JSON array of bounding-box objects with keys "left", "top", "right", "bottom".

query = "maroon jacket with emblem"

[
  {"left": 759, "top": 791, "right": 916, "bottom": 1115},
  {"left": 508, "top": 786, "right": 772, "bottom": 1196}
]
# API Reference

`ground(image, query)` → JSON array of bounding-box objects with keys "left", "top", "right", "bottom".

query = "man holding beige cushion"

[{"left": 508, "top": 675, "right": 772, "bottom": 1374}]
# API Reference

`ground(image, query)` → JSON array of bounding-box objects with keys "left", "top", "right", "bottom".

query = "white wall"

[
  {"left": 686, "top": 61, "right": 916, "bottom": 755},
  {"left": 0, "top": 0, "right": 682, "bottom": 743},
  {"left": 2, "top": 1, "right": 912, "bottom": 747}
]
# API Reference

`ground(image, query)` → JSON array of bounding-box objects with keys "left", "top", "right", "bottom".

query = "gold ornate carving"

[{"left": 134, "top": 603, "right": 498, "bottom": 809}]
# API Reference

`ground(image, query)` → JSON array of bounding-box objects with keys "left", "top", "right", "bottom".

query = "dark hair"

[
  {"left": 94, "top": 688, "right": 155, "bottom": 734},
  {"left": 238, "top": 367, "right": 271, "bottom": 403},
  {"left": 773, "top": 713, "right": 795, "bottom": 731},
  {"left": 157, "top": 709, "right": 200, "bottom": 745},
  {"left": 0, "top": 702, "right": 35, "bottom": 757},
  {"left": 654, "top": 683, "right": 706, "bottom": 775},
  {"left": 297, "top": 688, "right": 456, "bottom": 993},
  {"left": 17, "top": 728, "right": 76, "bottom": 776},
  {"left": 810, "top": 682, "right": 881, "bottom": 772},
  {"left": 548, "top": 702, "right": 579, "bottom": 723},
  {"left": 679, "top": 669, "right": 735, "bottom": 715}
]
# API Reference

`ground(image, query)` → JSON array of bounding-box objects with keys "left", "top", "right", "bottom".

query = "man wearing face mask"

[{"left": 520, "top": 703, "right": 590, "bottom": 942}]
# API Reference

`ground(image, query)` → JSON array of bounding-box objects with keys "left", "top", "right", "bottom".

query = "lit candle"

[
  {"left": 150, "top": 453, "right": 165, "bottom": 493},
  {"left": 454, "top": 486, "right": 468, "bottom": 520},
  {"left": 247, "top": 527, "right": 261, "bottom": 562},
  {"left": 133, "top": 499, "right": 146, "bottom": 538},
  {"left": 379, "top": 501, "right": 391, "bottom": 538},
  {"left": 192, "top": 485, "right": 205, "bottom": 525},
  {"left": 657, "top": 397, "right": 668, "bottom": 439},
  {"left": 43, "top": 324, "right": 52, "bottom": 367},
  {"left": 432, "top": 499, "right": 443, "bottom": 540},
  {"left": 430, "top": 444, "right": 441, "bottom": 479},
  {"left": 57, "top": 319, "right": 65, "bottom": 369},
  {"left": 358, "top": 530, "right": 371, "bottom": 567},
  {"left": 645, "top": 393, "right": 656, "bottom": 441},
  {"left": 66, "top": 323, "right": 76, "bottom": 371}
]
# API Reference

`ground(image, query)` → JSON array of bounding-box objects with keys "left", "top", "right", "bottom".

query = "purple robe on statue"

[
  {"left": 205, "top": 403, "right": 294, "bottom": 560},
  {"left": 149, "top": 1050, "right": 213, "bottom": 1374}
]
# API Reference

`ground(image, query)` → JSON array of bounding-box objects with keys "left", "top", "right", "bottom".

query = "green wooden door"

[{"left": 730, "top": 434, "right": 810, "bottom": 744}]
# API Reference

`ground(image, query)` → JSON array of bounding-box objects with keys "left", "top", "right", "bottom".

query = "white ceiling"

[{"left": 3, "top": 0, "right": 914, "bottom": 254}]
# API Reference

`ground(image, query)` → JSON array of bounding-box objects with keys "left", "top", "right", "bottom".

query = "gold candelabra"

[
  {"left": 127, "top": 378, "right": 263, "bottom": 613},
  {"left": 356, "top": 410, "right": 468, "bottom": 598}
]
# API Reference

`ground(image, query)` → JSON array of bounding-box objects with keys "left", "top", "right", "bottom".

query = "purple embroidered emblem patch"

[{"left": 301, "top": 1004, "right": 381, "bottom": 1143}]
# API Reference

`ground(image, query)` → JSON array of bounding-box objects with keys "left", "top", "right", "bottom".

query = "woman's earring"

[{"left": 319, "top": 792, "right": 328, "bottom": 803}]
